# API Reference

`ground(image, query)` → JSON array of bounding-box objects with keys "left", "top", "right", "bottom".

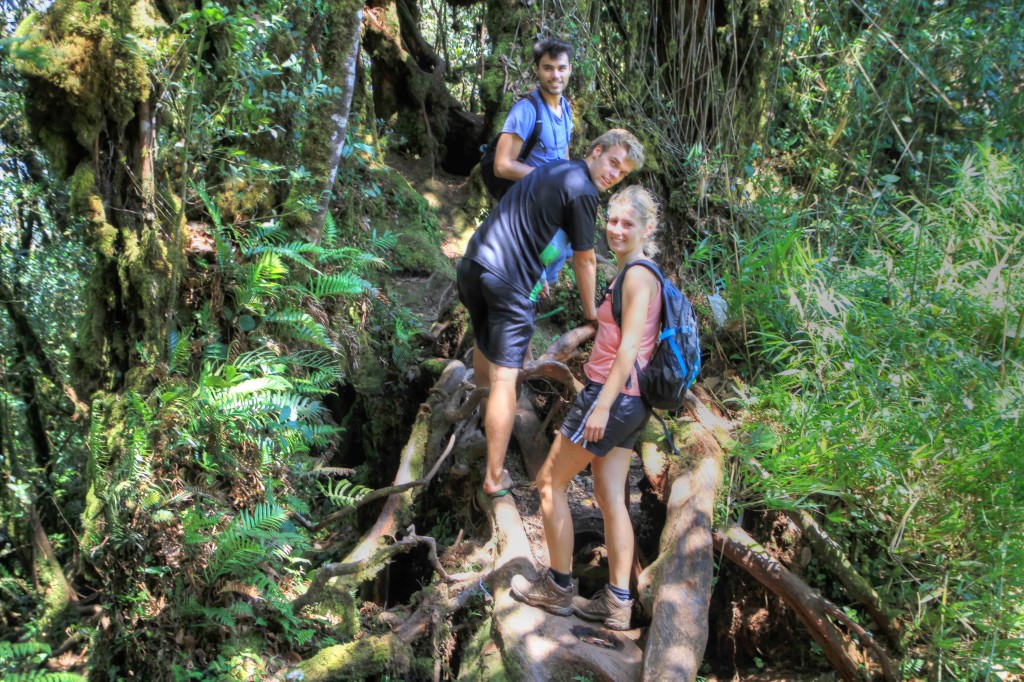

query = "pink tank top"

[{"left": 584, "top": 276, "right": 662, "bottom": 396}]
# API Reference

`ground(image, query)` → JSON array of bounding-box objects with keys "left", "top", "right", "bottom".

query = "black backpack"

[
  {"left": 609, "top": 259, "right": 702, "bottom": 410},
  {"left": 478, "top": 91, "right": 543, "bottom": 201}
]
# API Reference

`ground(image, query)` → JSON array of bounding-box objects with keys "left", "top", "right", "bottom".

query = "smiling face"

[
  {"left": 586, "top": 144, "right": 636, "bottom": 192},
  {"left": 535, "top": 52, "right": 572, "bottom": 98},
  {"left": 605, "top": 202, "right": 651, "bottom": 259}
]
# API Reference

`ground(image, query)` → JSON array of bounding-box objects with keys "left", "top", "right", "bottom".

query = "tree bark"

[
  {"left": 481, "top": 490, "right": 643, "bottom": 681},
  {"left": 636, "top": 419, "right": 721, "bottom": 681},
  {"left": 362, "top": 0, "right": 484, "bottom": 173}
]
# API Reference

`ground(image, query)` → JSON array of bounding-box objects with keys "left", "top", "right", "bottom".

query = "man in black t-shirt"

[{"left": 457, "top": 129, "right": 645, "bottom": 498}]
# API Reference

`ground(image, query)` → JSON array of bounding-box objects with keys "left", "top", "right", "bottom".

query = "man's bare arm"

[
  {"left": 494, "top": 133, "right": 536, "bottom": 181},
  {"left": 572, "top": 249, "right": 598, "bottom": 323}
]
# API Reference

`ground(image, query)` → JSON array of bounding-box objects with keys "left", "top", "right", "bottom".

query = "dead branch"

[
  {"left": 745, "top": 458, "right": 901, "bottom": 646},
  {"left": 312, "top": 423, "right": 462, "bottom": 532},
  {"left": 335, "top": 361, "right": 466, "bottom": 566}
]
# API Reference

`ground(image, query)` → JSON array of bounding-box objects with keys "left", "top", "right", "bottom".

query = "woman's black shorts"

[{"left": 559, "top": 381, "right": 651, "bottom": 457}]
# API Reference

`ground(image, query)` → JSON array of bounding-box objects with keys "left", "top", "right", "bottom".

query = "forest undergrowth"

[{"left": 1, "top": 0, "right": 1022, "bottom": 679}]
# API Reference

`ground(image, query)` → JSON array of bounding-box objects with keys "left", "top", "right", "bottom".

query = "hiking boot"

[
  {"left": 572, "top": 585, "right": 633, "bottom": 630},
  {"left": 510, "top": 572, "right": 573, "bottom": 616}
]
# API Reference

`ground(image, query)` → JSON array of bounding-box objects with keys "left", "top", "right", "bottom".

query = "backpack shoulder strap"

[
  {"left": 611, "top": 259, "right": 665, "bottom": 327},
  {"left": 517, "top": 90, "right": 544, "bottom": 162}
]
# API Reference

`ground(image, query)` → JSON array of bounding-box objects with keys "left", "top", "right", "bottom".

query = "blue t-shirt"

[
  {"left": 501, "top": 90, "right": 575, "bottom": 291},
  {"left": 501, "top": 90, "right": 573, "bottom": 170}
]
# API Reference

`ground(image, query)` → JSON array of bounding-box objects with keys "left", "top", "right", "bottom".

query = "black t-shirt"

[{"left": 464, "top": 159, "right": 599, "bottom": 297}]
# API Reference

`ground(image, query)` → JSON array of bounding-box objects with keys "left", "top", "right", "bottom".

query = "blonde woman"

[{"left": 510, "top": 185, "right": 663, "bottom": 630}]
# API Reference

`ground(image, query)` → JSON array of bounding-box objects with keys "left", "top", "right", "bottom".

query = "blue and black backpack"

[{"left": 609, "top": 259, "right": 702, "bottom": 413}]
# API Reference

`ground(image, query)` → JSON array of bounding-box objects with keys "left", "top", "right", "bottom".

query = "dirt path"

[{"left": 385, "top": 151, "right": 479, "bottom": 260}]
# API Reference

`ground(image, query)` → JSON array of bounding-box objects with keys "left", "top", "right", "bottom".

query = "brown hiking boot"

[
  {"left": 572, "top": 585, "right": 633, "bottom": 630},
  {"left": 510, "top": 572, "right": 573, "bottom": 616}
]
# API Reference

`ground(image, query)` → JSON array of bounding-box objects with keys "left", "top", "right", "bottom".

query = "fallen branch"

[
  {"left": 336, "top": 361, "right": 466, "bottom": 566},
  {"left": 744, "top": 458, "right": 901, "bottom": 647},
  {"left": 312, "top": 423, "right": 463, "bottom": 532}
]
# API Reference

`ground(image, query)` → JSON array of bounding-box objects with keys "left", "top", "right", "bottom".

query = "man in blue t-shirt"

[
  {"left": 493, "top": 38, "right": 575, "bottom": 297},
  {"left": 458, "top": 129, "right": 645, "bottom": 498}
]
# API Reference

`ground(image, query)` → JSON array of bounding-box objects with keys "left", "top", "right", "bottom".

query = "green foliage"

[
  {"left": 726, "top": 145, "right": 1024, "bottom": 674},
  {"left": 0, "top": 640, "right": 85, "bottom": 680},
  {"left": 318, "top": 478, "right": 371, "bottom": 509}
]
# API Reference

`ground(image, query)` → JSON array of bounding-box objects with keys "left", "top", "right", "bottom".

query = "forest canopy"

[{"left": 0, "top": 0, "right": 1021, "bottom": 680}]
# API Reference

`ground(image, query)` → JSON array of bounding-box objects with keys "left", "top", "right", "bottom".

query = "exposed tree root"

[
  {"left": 636, "top": 416, "right": 722, "bottom": 681},
  {"left": 294, "top": 324, "right": 899, "bottom": 681},
  {"left": 293, "top": 577, "right": 482, "bottom": 682},
  {"left": 479, "top": 490, "right": 643, "bottom": 681},
  {"left": 293, "top": 526, "right": 478, "bottom": 611},
  {"left": 713, "top": 524, "right": 897, "bottom": 682}
]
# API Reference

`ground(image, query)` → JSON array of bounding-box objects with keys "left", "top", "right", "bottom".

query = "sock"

[
  {"left": 548, "top": 568, "right": 572, "bottom": 589},
  {"left": 608, "top": 583, "right": 631, "bottom": 601}
]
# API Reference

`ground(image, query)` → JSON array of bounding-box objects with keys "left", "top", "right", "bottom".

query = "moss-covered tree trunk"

[
  {"left": 363, "top": 0, "right": 484, "bottom": 174},
  {"left": 13, "top": 1, "right": 185, "bottom": 673},
  {"left": 282, "top": 2, "right": 364, "bottom": 239}
]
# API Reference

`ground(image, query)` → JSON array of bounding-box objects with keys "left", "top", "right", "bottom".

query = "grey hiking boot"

[
  {"left": 572, "top": 585, "right": 633, "bottom": 630},
  {"left": 510, "top": 572, "right": 573, "bottom": 616}
]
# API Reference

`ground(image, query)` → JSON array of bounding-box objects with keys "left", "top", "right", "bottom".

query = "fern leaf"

[
  {"left": 264, "top": 309, "right": 332, "bottom": 348},
  {"left": 306, "top": 272, "right": 371, "bottom": 298},
  {"left": 227, "top": 376, "right": 294, "bottom": 396}
]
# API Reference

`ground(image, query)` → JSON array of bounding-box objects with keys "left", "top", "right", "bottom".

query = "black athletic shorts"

[
  {"left": 559, "top": 381, "right": 651, "bottom": 457},
  {"left": 456, "top": 258, "right": 535, "bottom": 368}
]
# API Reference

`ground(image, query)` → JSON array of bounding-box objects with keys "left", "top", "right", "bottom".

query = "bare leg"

[
  {"left": 591, "top": 446, "right": 634, "bottom": 589},
  {"left": 481, "top": 363, "right": 519, "bottom": 495},
  {"left": 473, "top": 345, "right": 490, "bottom": 418},
  {"left": 536, "top": 435, "right": 594, "bottom": 574}
]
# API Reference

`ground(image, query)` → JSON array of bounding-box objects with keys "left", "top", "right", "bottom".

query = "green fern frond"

[
  {"left": 191, "top": 180, "right": 222, "bottom": 230},
  {"left": 289, "top": 350, "right": 341, "bottom": 371},
  {"left": 372, "top": 230, "right": 399, "bottom": 252},
  {"left": 88, "top": 404, "right": 110, "bottom": 469},
  {"left": 232, "top": 348, "right": 285, "bottom": 371},
  {"left": 247, "top": 241, "right": 322, "bottom": 272},
  {"left": 248, "top": 221, "right": 286, "bottom": 244},
  {"left": 291, "top": 369, "right": 343, "bottom": 396},
  {"left": 227, "top": 376, "right": 294, "bottom": 397},
  {"left": 203, "top": 342, "right": 229, "bottom": 361},
  {"left": 1, "top": 673, "right": 86, "bottom": 681},
  {"left": 320, "top": 248, "right": 389, "bottom": 271},
  {"left": 168, "top": 326, "right": 194, "bottom": 374},
  {"left": 306, "top": 272, "right": 371, "bottom": 299},
  {"left": 322, "top": 211, "right": 339, "bottom": 246},
  {"left": 0, "top": 640, "right": 51, "bottom": 662},
  {"left": 235, "top": 252, "right": 288, "bottom": 314},
  {"left": 264, "top": 309, "right": 332, "bottom": 347},
  {"left": 318, "top": 479, "right": 371, "bottom": 509}
]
